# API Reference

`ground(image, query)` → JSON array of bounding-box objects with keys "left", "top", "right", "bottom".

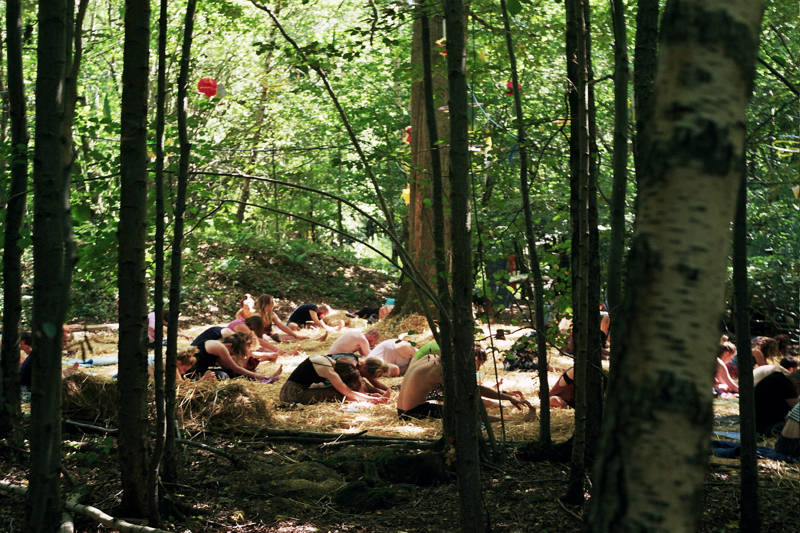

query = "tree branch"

[{"left": 757, "top": 56, "right": 800, "bottom": 96}]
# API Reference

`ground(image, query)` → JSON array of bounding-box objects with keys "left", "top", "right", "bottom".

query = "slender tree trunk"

[
  {"left": 632, "top": 0, "right": 659, "bottom": 176},
  {"left": 443, "top": 1, "right": 483, "bottom": 531},
  {"left": 392, "top": 13, "right": 449, "bottom": 318},
  {"left": 584, "top": 0, "right": 603, "bottom": 462},
  {"left": 0, "top": 0, "right": 29, "bottom": 447},
  {"left": 564, "top": 0, "right": 591, "bottom": 505},
  {"left": 28, "top": 0, "right": 72, "bottom": 529},
  {"left": 164, "top": 0, "right": 198, "bottom": 485},
  {"left": 733, "top": 165, "right": 760, "bottom": 532},
  {"left": 147, "top": 0, "right": 169, "bottom": 526},
  {"left": 419, "top": 5, "right": 455, "bottom": 439},
  {"left": 236, "top": 86, "right": 268, "bottom": 224},
  {"left": 117, "top": 0, "right": 151, "bottom": 518},
  {"left": 606, "top": 0, "right": 629, "bottom": 328},
  {"left": 586, "top": 0, "right": 764, "bottom": 529},
  {"left": 499, "top": 0, "right": 551, "bottom": 445}
]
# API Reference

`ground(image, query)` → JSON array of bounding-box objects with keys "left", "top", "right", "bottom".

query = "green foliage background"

[{"left": 0, "top": 0, "right": 797, "bottom": 334}]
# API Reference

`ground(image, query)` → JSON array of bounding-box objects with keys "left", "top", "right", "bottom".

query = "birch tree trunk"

[{"left": 586, "top": 0, "right": 764, "bottom": 529}]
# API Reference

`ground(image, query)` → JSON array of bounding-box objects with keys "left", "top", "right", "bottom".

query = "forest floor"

[{"left": 3, "top": 250, "right": 800, "bottom": 532}]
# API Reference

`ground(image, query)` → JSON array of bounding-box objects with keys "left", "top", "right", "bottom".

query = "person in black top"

[
  {"left": 286, "top": 303, "right": 338, "bottom": 332},
  {"left": 184, "top": 329, "right": 280, "bottom": 381},
  {"left": 279, "top": 354, "right": 389, "bottom": 404},
  {"left": 754, "top": 370, "right": 800, "bottom": 435}
]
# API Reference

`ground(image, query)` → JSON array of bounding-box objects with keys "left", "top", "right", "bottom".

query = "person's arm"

[
  {"left": 356, "top": 335, "right": 371, "bottom": 356},
  {"left": 255, "top": 337, "right": 280, "bottom": 352},
  {"left": 205, "top": 340, "right": 265, "bottom": 380},
  {"left": 363, "top": 374, "right": 391, "bottom": 396},
  {"left": 311, "top": 356, "right": 387, "bottom": 403},
  {"left": 715, "top": 358, "right": 739, "bottom": 393},
  {"left": 309, "top": 310, "right": 336, "bottom": 332},
  {"left": 479, "top": 385, "right": 533, "bottom": 411},
  {"left": 272, "top": 313, "right": 299, "bottom": 339}
]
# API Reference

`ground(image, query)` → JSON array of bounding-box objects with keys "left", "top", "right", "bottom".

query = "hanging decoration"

[
  {"left": 197, "top": 77, "right": 218, "bottom": 98},
  {"left": 505, "top": 80, "right": 524, "bottom": 97},
  {"left": 435, "top": 38, "right": 447, "bottom": 56},
  {"left": 405, "top": 126, "right": 412, "bottom": 144},
  {"left": 402, "top": 187, "right": 411, "bottom": 205}
]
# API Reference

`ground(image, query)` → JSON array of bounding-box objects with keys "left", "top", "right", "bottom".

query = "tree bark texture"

[
  {"left": 28, "top": 0, "right": 71, "bottom": 530},
  {"left": 632, "top": 0, "right": 659, "bottom": 178},
  {"left": 117, "top": 0, "right": 152, "bottom": 518},
  {"left": 606, "top": 0, "right": 629, "bottom": 326},
  {"left": 499, "top": 0, "right": 551, "bottom": 445},
  {"left": 147, "top": 0, "right": 170, "bottom": 526},
  {"left": 733, "top": 166, "right": 760, "bottom": 532},
  {"left": 393, "top": 14, "right": 450, "bottom": 318},
  {"left": 0, "top": 0, "right": 29, "bottom": 446},
  {"left": 586, "top": 0, "right": 764, "bottom": 530},
  {"left": 564, "top": 0, "right": 591, "bottom": 505},
  {"left": 419, "top": 7, "right": 455, "bottom": 438},
  {"left": 444, "top": 1, "right": 483, "bottom": 531},
  {"left": 165, "top": 0, "right": 198, "bottom": 485},
  {"left": 584, "top": 0, "right": 603, "bottom": 462}
]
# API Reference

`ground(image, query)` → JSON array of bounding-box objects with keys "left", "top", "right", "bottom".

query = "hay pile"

[
  {"left": 62, "top": 373, "right": 122, "bottom": 425},
  {"left": 177, "top": 379, "right": 274, "bottom": 432},
  {"left": 61, "top": 373, "right": 275, "bottom": 433}
]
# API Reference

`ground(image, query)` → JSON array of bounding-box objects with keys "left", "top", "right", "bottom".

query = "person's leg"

[
  {"left": 287, "top": 322, "right": 300, "bottom": 331},
  {"left": 550, "top": 395, "right": 569, "bottom": 408}
]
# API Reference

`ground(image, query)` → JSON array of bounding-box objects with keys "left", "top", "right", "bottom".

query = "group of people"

[{"left": 709, "top": 333, "right": 800, "bottom": 457}]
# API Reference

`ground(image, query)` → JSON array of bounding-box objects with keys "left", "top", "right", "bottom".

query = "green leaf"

[
  {"left": 507, "top": 0, "right": 522, "bottom": 16},
  {"left": 73, "top": 204, "right": 92, "bottom": 223}
]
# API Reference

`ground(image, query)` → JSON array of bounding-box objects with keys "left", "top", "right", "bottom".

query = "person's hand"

[
  {"left": 369, "top": 393, "right": 389, "bottom": 404},
  {"left": 200, "top": 371, "right": 216, "bottom": 382},
  {"left": 381, "top": 388, "right": 392, "bottom": 399},
  {"left": 510, "top": 396, "right": 533, "bottom": 411}
]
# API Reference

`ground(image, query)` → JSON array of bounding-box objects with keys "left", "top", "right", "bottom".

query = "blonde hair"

[
  {"left": 362, "top": 357, "right": 390, "bottom": 379},
  {"left": 177, "top": 347, "right": 198, "bottom": 367},
  {"left": 254, "top": 294, "right": 275, "bottom": 328}
]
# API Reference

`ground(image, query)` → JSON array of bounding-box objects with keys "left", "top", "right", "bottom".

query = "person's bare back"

[
  {"left": 396, "top": 355, "right": 443, "bottom": 412},
  {"left": 327, "top": 329, "right": 379, "bottom": 356}
]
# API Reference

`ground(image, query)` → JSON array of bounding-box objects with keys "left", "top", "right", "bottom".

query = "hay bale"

[
  {"left": 62, "top": 373, "right": 123, "bottom": 424},
  {"left": 371, "top": 314, "right": 431, "bottom": 345},
  {"left": 176, "top": 380, "right": 274, "bottom": 432}
]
